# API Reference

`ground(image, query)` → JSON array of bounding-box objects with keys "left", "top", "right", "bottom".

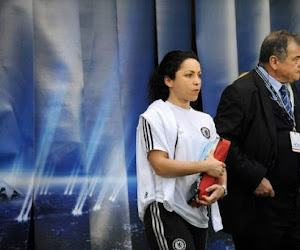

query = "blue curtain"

[
  {"left": 195, "top": 0, "right": 239, "bottom": 117},
  {"left": 0, "top": 0, "right": 300, "bottom": 249},
  {"left": 156, "top": 0, "right": 193, "bottom": 62},
  {"left": 0, "top": 0, "right": 34, "bottom": 248}
]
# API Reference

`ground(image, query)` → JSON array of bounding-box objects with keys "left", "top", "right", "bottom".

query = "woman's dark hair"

[
  {"left": 259, "top": 30, "right": 300, "bottom": 63},
  {"left": 148, "top": 50, "right": 199, "bottom": 103}
]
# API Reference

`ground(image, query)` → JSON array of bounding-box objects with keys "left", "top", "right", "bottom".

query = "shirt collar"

[
  {"left": 257, "top": 65, "right": 284, "bottom": 94},
  {"left": 256, "top": 64, "right": 295, "bottom": 114}
]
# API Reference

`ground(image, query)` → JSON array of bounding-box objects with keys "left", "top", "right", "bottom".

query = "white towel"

[
  {"left": 211, "top": 202, "right": 223, "bottom": 232},
  {"left": 136, "top": 100, "right": 178, "bottom": 221}
]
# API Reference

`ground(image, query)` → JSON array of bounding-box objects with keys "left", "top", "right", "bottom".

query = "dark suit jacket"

[{"left": 214, "top": 69, "right": 300, "bottom": 237}]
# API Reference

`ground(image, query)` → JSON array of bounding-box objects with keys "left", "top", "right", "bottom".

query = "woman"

[{"left": 136, "top": 50, "right": 227, "bottom": 250}]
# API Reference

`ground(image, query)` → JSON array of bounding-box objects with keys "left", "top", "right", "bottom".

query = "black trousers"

[
  {"left": 144, "top": 202, "right": 208, "bottom": 250},
  {"left": 233, "top": 192, "right": 300, "bottom": 250}
]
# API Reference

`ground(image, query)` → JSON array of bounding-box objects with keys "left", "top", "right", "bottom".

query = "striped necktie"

[{"left": 279, "top": 84, "right": 292, "bottom": 117}]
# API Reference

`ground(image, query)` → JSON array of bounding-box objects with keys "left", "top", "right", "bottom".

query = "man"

[{"left": 214, "top": 30, "right": 300, "bottom": 250}]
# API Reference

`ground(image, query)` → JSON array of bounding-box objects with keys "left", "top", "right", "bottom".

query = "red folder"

[{"left": 188, "top": 138, "right": 231, "bottom": 208}]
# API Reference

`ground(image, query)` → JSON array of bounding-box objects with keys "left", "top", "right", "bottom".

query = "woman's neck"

[{"left": 166, "top": 97, "right": 190, "bottom": 109}]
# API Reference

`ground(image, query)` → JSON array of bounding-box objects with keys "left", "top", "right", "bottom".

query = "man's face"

[{"left": 276, "top": 40, "right": 300, "bottom": 83}]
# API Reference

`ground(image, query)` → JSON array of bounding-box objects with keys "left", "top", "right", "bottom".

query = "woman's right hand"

[{"left": 203, "top": 150, "right": 226, "bottom": 178}]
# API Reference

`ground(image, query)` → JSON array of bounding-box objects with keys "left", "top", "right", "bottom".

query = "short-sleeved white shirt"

[{"left": 142, "top": 101, "right": 217, "bottom": 228}]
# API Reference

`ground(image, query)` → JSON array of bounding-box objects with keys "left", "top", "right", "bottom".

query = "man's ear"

[
  {"left": 164, "top": 76, "right": 173, "bottom": 88},
  {"left": 269, "top": 55, "right": 278, "bottom": 71}
]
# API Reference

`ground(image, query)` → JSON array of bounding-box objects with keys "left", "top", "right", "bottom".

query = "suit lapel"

[
  {"left": 291, "top": 84, "right": 300, "bottom": 130},
  {"left": 253, "top": 71, "right": 277, "bottom": 154}
]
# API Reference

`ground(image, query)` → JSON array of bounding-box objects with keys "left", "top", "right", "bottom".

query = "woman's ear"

[{"left": 164, "top": 76, "right": 173, "bottom": 88}]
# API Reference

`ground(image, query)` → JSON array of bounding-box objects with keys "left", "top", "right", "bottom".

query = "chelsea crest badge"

[{"left": 200, "top": 127, "right": 210, "bottom": 139}]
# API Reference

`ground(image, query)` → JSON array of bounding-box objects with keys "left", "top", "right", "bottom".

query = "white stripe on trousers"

[{"left": 150, "top": 202, "right": 169, "bottom": 250}]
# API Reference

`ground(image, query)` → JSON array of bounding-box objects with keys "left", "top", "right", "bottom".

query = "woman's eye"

[{"left": 186, "top": 74, "right": 192, "bottom": 78}]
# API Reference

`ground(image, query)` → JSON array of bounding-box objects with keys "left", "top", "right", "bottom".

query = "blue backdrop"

[{"left": 0, "top": 0, "right": 300, "bottom": 249}]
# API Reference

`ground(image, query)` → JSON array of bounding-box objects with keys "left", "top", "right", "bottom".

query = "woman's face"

[{"left": 165, "top": 58, "right": 201, "bottom": 109}]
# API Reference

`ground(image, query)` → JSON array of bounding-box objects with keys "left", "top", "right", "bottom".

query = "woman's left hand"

[{"left": 198, "top": 184, "right": 225, "bottom": 206}]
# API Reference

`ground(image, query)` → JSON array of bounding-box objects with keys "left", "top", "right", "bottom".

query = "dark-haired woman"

[{"left": 136, "top": 50, "right": 227, "bottom": 250}]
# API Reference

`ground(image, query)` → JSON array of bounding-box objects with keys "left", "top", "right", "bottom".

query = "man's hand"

[{"left": 253, "top": 178, "right": 275, "bottom": 198}]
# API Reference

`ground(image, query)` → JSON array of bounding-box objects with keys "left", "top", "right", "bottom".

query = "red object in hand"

[
  {"left": 199, "top": 138, "right": 231, "bottom": 199},
  {"left": 188, "top": 138, "right": 231, "bottom": 208}
]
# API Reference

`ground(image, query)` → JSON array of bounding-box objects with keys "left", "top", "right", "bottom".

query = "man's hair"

[
  {"left": 259, "top": 30, "right": 300, "bottom": 63},
  {"left": 148, "top": 50, "right": 199, "bottom": 103}
]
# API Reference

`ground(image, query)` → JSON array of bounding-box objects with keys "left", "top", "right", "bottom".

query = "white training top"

[{"left": 142, "top": 101, "right": 217, "bottom": 228}]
